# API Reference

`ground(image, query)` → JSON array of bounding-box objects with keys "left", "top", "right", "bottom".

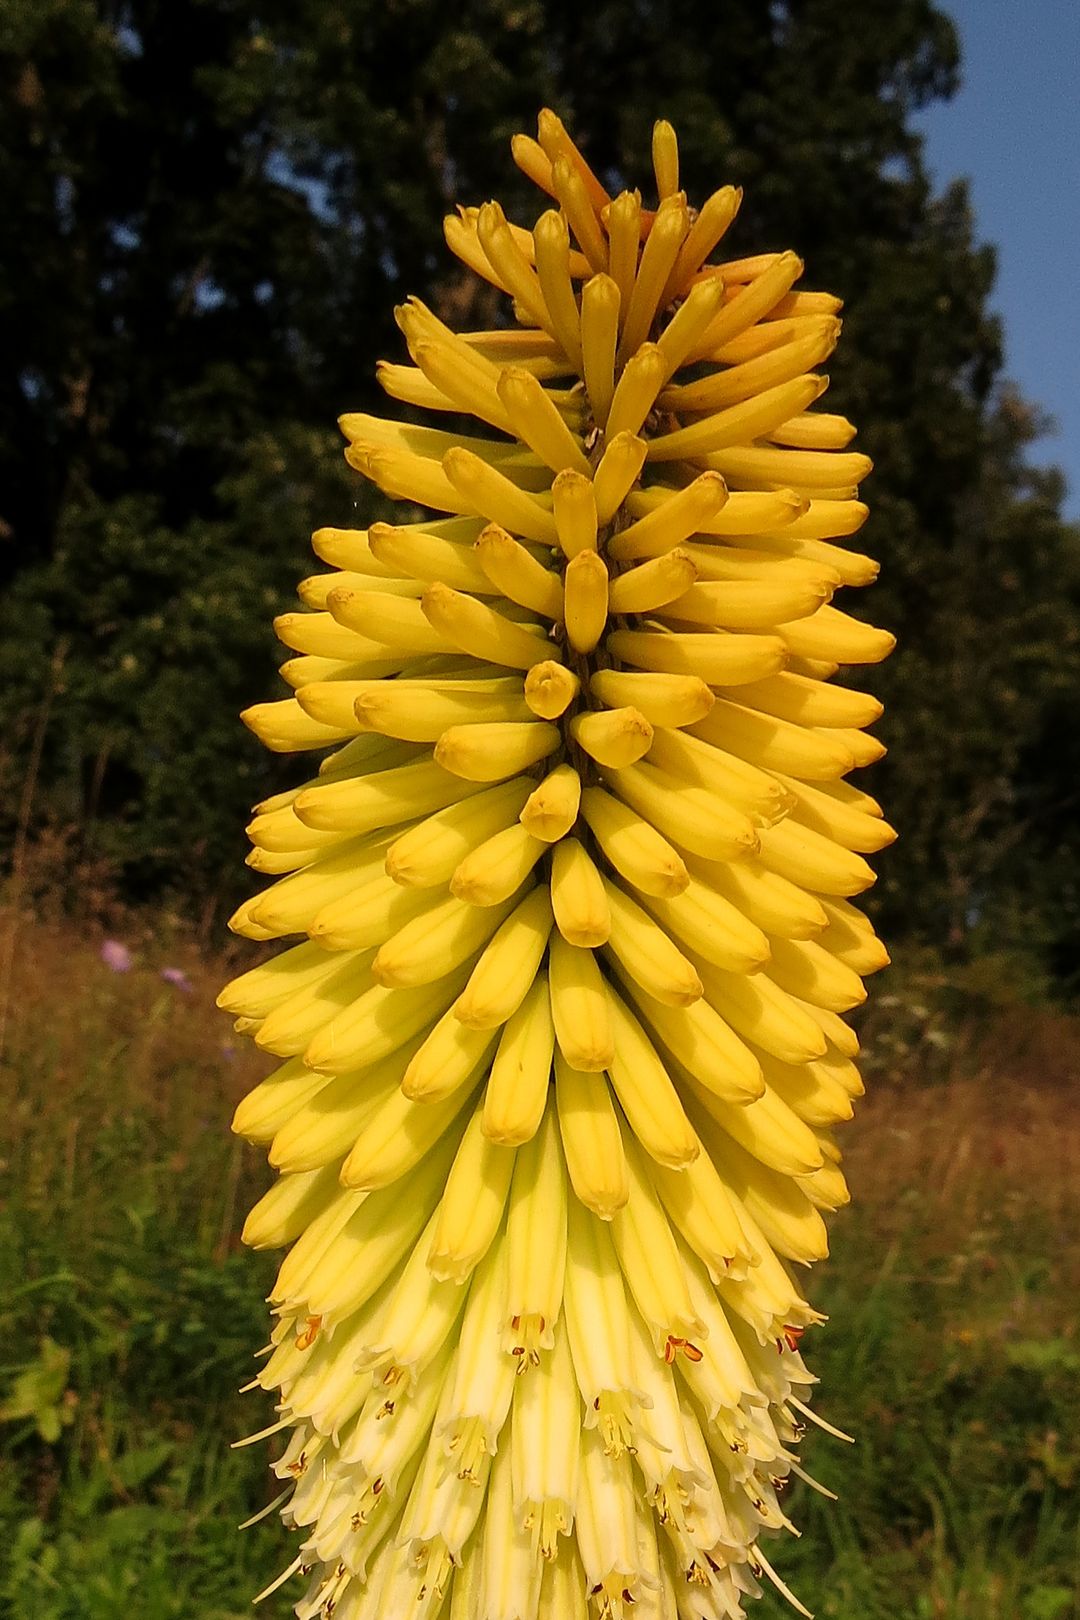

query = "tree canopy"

[{"left": 2, "top": 0, "right": 1078, "bottom": 988}]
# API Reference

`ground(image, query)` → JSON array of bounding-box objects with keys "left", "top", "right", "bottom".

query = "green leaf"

[{"left": 0, "top": 1338, "right": 74, "bottom": 1443}]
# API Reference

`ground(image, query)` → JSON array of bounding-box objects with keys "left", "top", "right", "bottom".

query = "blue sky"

[{"left": 914, "top": 0, "right": 1080, "bottom": 517}]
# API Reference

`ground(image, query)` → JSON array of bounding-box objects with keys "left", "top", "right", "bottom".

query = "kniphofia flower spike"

[{"left": 223, "top": 109, "right": 894, "bottom": 1620}]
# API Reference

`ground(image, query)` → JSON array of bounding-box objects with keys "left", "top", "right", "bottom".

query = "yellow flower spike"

[
  {"left": 687, "top": 248, "right": 805, "bottom": 360},
  {"left": 550, "top": 155, "right": 608, "bottom": 272},
  {"left": 608, "top": 1131, "right": 705, "bottom": 1354},
  {"left": 299, "top": 1146, "right": 455, "bottom": 1320},
  {"left": 241, "top": 696, "right": 351, "bottom": 752},
  {"left": 345, "top": 442, "right": 469, "bottom": 515},
  {"left": 354, "top": 1209, "right": 470, "bottom": 1382},
  {"left": 662, "top": 182, "right": 743, "bottom": 301},
  {"left": 441, "top": 447, "right": 559, "bottom": 545},
  {"left": 292, "top": 755, "right": 485, "bottom": 835},
  {"left": 694, "top": 851, "right": 830, "bottom": 942},
  {"left": 409, "top": 337, "right": 515, "bottom": 433},
  {"left": 649, "top": 1140, "right": 757, "bottom": 1285},
  {"left": 474, "top": 522, "right": 563, "bottom": 618},
  {"left": 604, "top": 993, "right": 700, "bottom": 1169},
  {"left": 601, "top": 879, "right": 704, "bottom": 1007},
  {"left": 547, "top": 931, "right": 616, "bottom": 1072},
  {"left": 606, "top": 624, "right": 786, "bottom": 686},
  {"left": 240, "top": 1161, "right": 347, "bottom": 1251},
  {"left": 400, "top": 1007, "right": 500, "bottom": 1103},
  {"left": 475, "top": 200, "right": 552, "bottom": 332},
  {"left": 606, "top": 471, "right": 728, "bottom": 564},
  {"left": 663, "top": 573, "right": 832, "bottom": 632},
  {"left": 310, "top": 522, "right": 403, "bottom": 575},
  {"left": 337, "top": 1080, "right": 479, "bottom": 1195},
  {"left": 651, "top": 118, "right": 680, "bottom": 200},
  {"left": 351, "top": 679, "right": 534, "bottom": 743},
  {"left": 694, "top": 957, "right": 828, "bottom": 1064},
  {"left": 268, "top": 1057, "right": 402, "bottom": 1174},
  {"left": 370, "top": 889, "right": 522, "bottom": 988},
  {"left": 383, "top": 777, "right": 532, "bottom": 888},
  {"left": 653, "top": 271, "right": 729, "bottom": 379},
  {"left": 600, "top": 757, "right": 760, "bottom": 861},
  {"left": 602, "top": 191, "right": 642, "bottom": 313},
  {"left": 762, "top": 1048, "right": 859, "bottom": 1127},
  {"left": 578, "top": 784, "right": 690, "bottom": 898},
  {"left": 591, "top": 430, "right": 649, "bottom": 526},
  {"left": 224, "top": 109, "right": 892, "bottom": 1619},
  {"left": 518, "top": 761, "right": 582, "bottom": 841},
  {"left": 302, "top": 965, "right": 473, "bottom": 1075},
  {"left": 551, "top": 468, "right": 599, "bottom": 560},
  {"left": 537, "top": 108, "right": 611, "bottom": 215},
  {"left": 701, "top": 1122, "right": 830, "bottom": 1267},
  {"left": 477, "top": 1434, "right": 545, "bottom": 1618},
  {"left": 303, "top": 874, "right": 431, "bottom": 953},
  {"left": 439, "top": 1243, "right": 517, "bottom": 1475},
  {"left": 603, "top": 345, "right": 666, "bottom": 440},
  {"left": 611, "top": 963, "right": 764, "bottom": 1106},
  {"left": 217, "top": 935, "right": 357, "bottom": 1019},
  {"left": 662, "top": 315, "right": 841, "bottom": 412},
  {"left": 605, "top": 548, "right": 698, "bottom": 615},
  {"left": 563, "top": 1198, "right": 643, "bottom": 1447},
  {"left": 537, "top": 1544, "right": 589, "bottom": 1620},
  {"left": 637, "top": 876, "right": 771, "bottom": 976},
  {"left": 264, "top": 1180, "right": 366, "bottom": 1300},
  {"left": 775, "top": 408, "right": 858, "bottom": 449},
  {"left": 510, "top": 130, "right": 556, "bottom": 196},
  {"left": 533, "top": 209, "right": 585, "bottom": 372},
  {"left": 690, "top": 692, "right": 856, "bottom": 781},
  {"left": 550, "top": 837, "right": 611, "bottom": 948},
  {"left": 453, "top": 886, "right": 555, "bottom": 1027},
  {"left": 504, "top": 1098, "right": 567, "bottom": 1359},
  {"left": 685, "top": 1067, "right": 825, "bottom": 1181},
  {"left": 434, "top": 718, "right": 561, "bottom": 781},
  {"left": 496, "top": 367, "right": 592, "bottom": 477},
  {"left": 780, "top": 600, "right": 896, "bottom": 664},
  {"left": 427, "top": 1104, "right": 517, "bottom": 1283},
  {"left": 420, "top": 579, "right": 557, "bottom": 669},
  {"left": 588, "top": 668, "right": 713, "bottom": 729},
  {"left": 579, "top": 273, "right": 621, "bottom": 427},
  {"left": 524, "top": 658, "right": 580, "bottom": 719},
  {"left": 569, "top": 705, "right": 654, "bottom": 769},
  {"left": 366, "top": 519, "right": 492, "bottom": 592},
  {"left": 624, "top": 479, "right": 806, "bottom": 538},
  {"left": 482, "top": 974, "right": 555, "bottom": 1147},
  {"left": 231, "top": 1056, "right": 327, "bottom": 1144},
  {"left": 554, "top": 1050, "right": 629, "bottom": 1220},
  {"left": 510, "top": 1314, "right": 580, "bottom": 1558},
  {"left": 562, "top": 548, "right": 609, "bottom": 654},
  {"left": 297, "top": 566, "right": 419, "bottom": 609},
  {"left": 618, "top": 196, "right": 690, "bottom": 361},
  {"left": 704, "top": 440, "right": 872, "bottom": 493},
  {"left": 645, "top": 371, "right": 829, "bottom": 462}
]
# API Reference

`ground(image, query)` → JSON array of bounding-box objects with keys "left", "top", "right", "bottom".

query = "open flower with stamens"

[{"left": 223, "top": 109, "right": 894, "bottom": 1620}]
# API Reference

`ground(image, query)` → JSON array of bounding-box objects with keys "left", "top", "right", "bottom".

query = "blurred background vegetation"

[{"left": 2, "top": 0, "right": 1079, "bottom": 1614}]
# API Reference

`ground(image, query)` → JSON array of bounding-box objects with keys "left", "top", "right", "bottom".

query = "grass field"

[{"left": 1, "top": 908, "right": 1078, "bottom": 1619}]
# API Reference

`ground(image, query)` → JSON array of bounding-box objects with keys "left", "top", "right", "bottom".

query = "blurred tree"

[{"left": 1, "top": 0, "right": 1077, "bottom": 980}]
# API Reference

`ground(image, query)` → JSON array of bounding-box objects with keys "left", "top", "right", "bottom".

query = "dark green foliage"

[{"left": 2, "top": 0, "right": 1079, "bottom": 978}]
